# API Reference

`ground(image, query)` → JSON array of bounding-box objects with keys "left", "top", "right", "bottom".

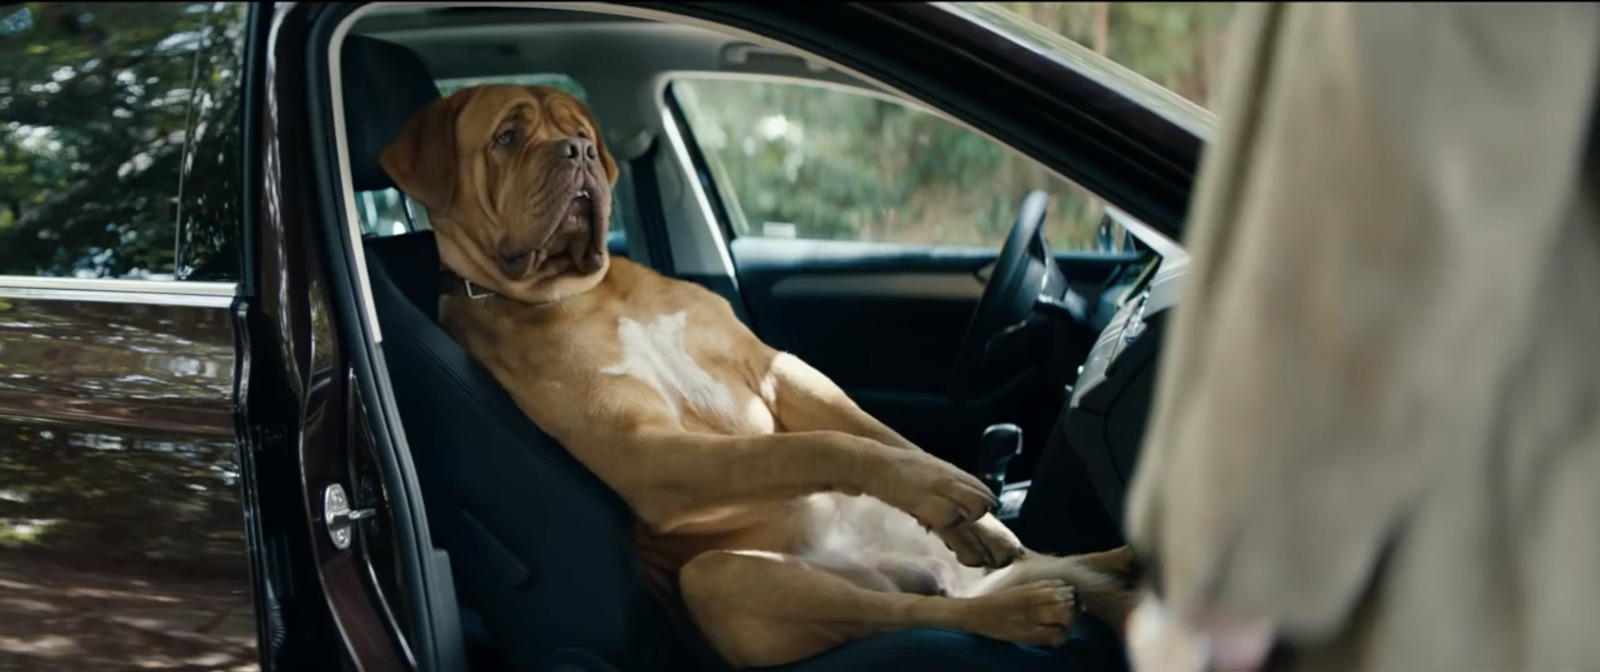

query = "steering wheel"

[{"left": 947, "top": 190, "right": 1058, "bottom": 403}]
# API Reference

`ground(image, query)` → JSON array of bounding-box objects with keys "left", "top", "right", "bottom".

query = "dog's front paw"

[
  {"left": 959, "top": 580, "right": 1079, "bottom": 647},
  {"left": 937, "top": 513, "right": 1023, "bottom": 568},
  {"left": 872, "top": 451, "right": 997, "bottom": 531}
]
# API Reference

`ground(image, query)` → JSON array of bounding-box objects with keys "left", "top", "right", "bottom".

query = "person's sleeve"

[{"left": 1125, "top": 0, "right": 1600, "bottom": 644}]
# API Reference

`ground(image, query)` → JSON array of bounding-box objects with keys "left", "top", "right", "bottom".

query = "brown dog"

[{"left": 379, "top": 84, "right": 1139, "bottom": 669}]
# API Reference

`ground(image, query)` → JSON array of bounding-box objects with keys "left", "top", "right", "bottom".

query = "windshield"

[{"left": 940, "top": 2, "right": 1232, "bottom": 138}]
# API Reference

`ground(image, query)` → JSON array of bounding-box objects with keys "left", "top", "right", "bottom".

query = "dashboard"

[
  {"left": 1014, "top": 220, "right": 1189, "bottom": 551},
  {"left": 1074, "top": 253, "right": 1183, "bottom": 408},
  {"left": 1067, "top": 245, "right": 1187, "bottom": 530}
]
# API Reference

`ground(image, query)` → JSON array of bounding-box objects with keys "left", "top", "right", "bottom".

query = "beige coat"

[{"left": 1126, "top": 2, "right": 1600, "bottom": 669}]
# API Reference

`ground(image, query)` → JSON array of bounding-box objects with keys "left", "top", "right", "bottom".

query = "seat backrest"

[
  {"left": 342, "top": 35, "right": 441, "bottom": 193},
  {"left": 342, "top": 35, "right": 687, "bottom": 672}
]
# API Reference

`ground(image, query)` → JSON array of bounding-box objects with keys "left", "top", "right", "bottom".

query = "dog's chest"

[{"left": 599, "top": 310, "right": 771, "bottom": 433}]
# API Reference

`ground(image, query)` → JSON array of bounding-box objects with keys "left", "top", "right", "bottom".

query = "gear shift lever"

[{"left": 976, "top": 423, "right": 1023, "bottom": 496}]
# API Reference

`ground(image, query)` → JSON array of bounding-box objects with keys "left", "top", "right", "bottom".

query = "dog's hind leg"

[
  {"left": 679, "top": 549, "right": 1081, "bottom": 669},
  {"left": 962, "top": 548, "right": 1140, "bottom": 637}
]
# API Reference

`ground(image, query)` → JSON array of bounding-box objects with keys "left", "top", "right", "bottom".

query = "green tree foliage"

[
  {"left": 675, "top": 78, "right": 1105, "bottom": 249},
  {"left": 0, "top": 2, "right": 247, "bottom": 279}
]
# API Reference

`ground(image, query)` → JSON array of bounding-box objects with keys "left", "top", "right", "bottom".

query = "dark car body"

[{"left": 0, "top": 3, "right": 1208, "bottom": 670}]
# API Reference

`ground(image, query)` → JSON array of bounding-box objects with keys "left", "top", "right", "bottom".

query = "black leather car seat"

[
  {"left": 343, "top": 35, "right": 688, "bottom": 672},
  {"left": 341, "top": 33, "right": 1125, "bottom": 672}
]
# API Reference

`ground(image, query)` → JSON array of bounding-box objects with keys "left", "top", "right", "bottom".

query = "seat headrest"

[{"left": 341, "top": 35, "right": 442, "bottom": 192}]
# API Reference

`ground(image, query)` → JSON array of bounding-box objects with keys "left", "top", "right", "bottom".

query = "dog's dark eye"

[{"left": 494, "top": 129, "right": 517, "bottom": 148}]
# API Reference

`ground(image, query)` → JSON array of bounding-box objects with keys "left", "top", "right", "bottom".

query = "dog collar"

[{"left": 438, "top": 268, "right": 494, "bottom": 300}]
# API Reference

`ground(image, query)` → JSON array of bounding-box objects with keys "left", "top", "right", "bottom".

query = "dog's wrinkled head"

[{"left": 380, "top": 84, "right": 619, "bottom": 303}]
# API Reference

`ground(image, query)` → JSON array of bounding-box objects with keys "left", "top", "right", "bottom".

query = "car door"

[
  {"left": 664, "top": 72, "right": 1141, "bottom": 467},
  {"left": 0, "top": 3, "right": 261, "bottom": 670}
]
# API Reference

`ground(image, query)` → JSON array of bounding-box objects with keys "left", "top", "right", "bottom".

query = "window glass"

[
  {"left": 671, "top": 77, "right": 1122, "bottom": 251},
  {"left": 357, "top": 73, "right": 627, "bottom": 260},
  {"left": 970, "top": 3, "right": 1237, "bottom": 112},
  {"left": 0, "top": 2, "right": 249, "bottom": 280}
]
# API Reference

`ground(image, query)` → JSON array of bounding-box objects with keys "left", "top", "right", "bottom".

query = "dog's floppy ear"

[{"left": 380, "top": 92, "right": 465, "bottom": 214}]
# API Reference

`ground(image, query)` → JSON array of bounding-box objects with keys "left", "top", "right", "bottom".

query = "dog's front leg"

[
  {"left": 763, "top": 351, "right": 920, "bottom": 450},
  {"left": 762, "top": 351, "right": 1025, "bottom": 568},
  {"left": 595, "top": 428, "right": 998, "bottom": 536}
]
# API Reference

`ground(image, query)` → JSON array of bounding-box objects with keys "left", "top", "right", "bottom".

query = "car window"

[
  {"left": 954, "top": 3, "right": 1234, "bottom": 123},
  {"left": 670, "top": 76, "right": 1122, "bottom": 252},
  {"left": 0, "top": 2, "right": 250, "bottom": 281},
  {"left": 356, "top": 72, "right": 627, "bottom": 257}
]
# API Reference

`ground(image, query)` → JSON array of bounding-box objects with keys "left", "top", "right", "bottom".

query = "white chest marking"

[{"left": 600, "top": 311, "right": 739, "bottom": 425}]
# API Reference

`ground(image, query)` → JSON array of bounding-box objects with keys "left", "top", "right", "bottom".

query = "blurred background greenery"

[
  {"left": 1000, "top": 2, "right": 1236, "bottom": 108},
  {"left": 672, "top": 2, "right": 1237, "bottom": 252},
  {"left": 0, "top": 2, "right": 247, "bottom": 279}
]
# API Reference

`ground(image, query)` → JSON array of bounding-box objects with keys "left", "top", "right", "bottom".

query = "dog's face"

[{"left": 380, "top": 84, "right": 619, "bottom": 302}]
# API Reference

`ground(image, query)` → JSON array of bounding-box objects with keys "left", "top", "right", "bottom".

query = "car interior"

[{"left": 330, "top": 5, "right": 1191, "bottom": 671}]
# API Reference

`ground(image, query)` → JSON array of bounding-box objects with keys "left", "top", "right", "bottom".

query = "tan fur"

[{"left": 381, "top": 84, "right": 1137, "bottom": 669}]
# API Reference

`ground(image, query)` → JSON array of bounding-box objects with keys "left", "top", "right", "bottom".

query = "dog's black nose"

[{"left": 558, "top": 137, "right": 597, "bottom": 162}]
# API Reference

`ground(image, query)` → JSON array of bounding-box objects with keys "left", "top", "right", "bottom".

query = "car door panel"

[{"left": 0, "top": 286, "right": 258, "bottom": 672}]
